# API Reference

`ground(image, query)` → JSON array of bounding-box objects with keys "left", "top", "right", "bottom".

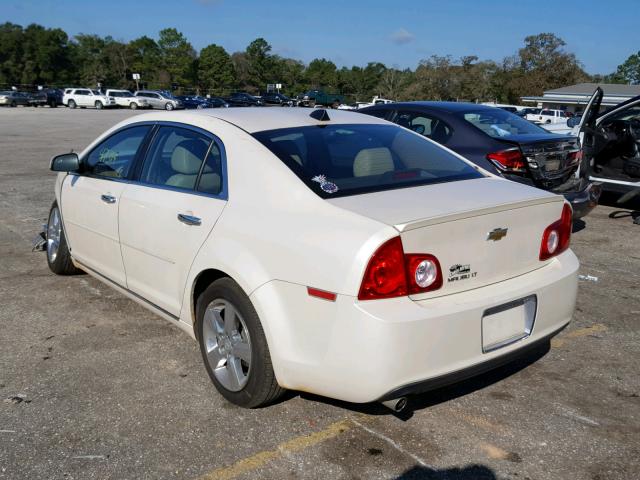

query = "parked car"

[
  {"left": 0, "top": 90, "right": 32, "bottom": 107},
  {"left": 571, "top": 87, "right": 640, "bottom": 197},
  {"left": 134, "top": 90, "right": 184, "bottom": 110},
  {"left": 203, "top": 96, "right": 230, "bottom": 108},
  {"left": 64, "top": 88, "right": 116, "bottom": 109},
  {"left": 175, "top": 95, "right": 210, "bottom": 109},
  {"left": 105, "top": 89, "right": 150, "bottom": 109},
  {"left": 225, "top": 92, "right": 263, "bottom": 107},
  {"left": 298, "top": 89, "right": 344, "bottom": 108},
  {"left": 261, "top": 92, "right": 293, "bottom": 106},
  {"left": 43, "top": 108, "right": 578, "bottom": 409},
  {"left": 29, "top": 88, "right": 64, "bottom": 108},
  {"left": 529, "top": 109, "right": 569, "bottom": 124},
  {"left": 360, "top": 102, "right": 601, "bottom": 218},
  {"left": 517, "top": 107, "right": 541, "bottom": 118}
]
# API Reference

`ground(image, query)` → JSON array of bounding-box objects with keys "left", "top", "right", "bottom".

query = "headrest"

[
  {"left": 171, "top": 139, "right": 208, "bottom": 174},
  {"left": 353, "top": 147, "right": 394, "bottom": 177}
]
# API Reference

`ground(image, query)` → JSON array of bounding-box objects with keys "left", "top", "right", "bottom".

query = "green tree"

[
  {"left": 245, "top": 38, "right": 274, "bottom": 90},
  {"left": 306, "top": 58, "right": 337, "bottom": 88},
  {"left": 614, "top": 51, "right": 640, "bottom": 85},
  {"left": 72, "top": 33, "right": 108, "bottom": 86},
  {"left": 127, "top": 36, "right": 162, "bottom": 88},
  {"left": 158, "top": 28, "right": 196, "bottom": 88},
  {"left": 198, "top": 44, "right": 234, "bottom": 94}
]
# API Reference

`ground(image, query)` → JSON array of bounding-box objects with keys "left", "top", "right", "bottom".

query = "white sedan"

[{"left": 44, "top": 108, "right": 578, "bottom": 409}]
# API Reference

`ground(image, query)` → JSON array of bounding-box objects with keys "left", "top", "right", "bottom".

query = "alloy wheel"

[
  {"left": 47, "top": 207, "right": 61, "bottom": 263},
  {"left": 202, "top": 299, "right": 252, "bottom": 392}
]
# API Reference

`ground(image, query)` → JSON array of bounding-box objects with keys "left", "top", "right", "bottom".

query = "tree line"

[{"left": 1, "top": 22, "right": 638, "bottom": 103}]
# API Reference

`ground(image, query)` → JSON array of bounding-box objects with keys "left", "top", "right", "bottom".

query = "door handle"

[
  {"left": 100, "top": 194, "right": 116, "bottom": 204},
  {"left": 177, "top": 213, "right": 201, "bottom": 226}
]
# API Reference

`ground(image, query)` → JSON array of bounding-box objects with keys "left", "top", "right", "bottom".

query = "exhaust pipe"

[{"left": 381, "top": 397, "right": 408, "bottom": 413}]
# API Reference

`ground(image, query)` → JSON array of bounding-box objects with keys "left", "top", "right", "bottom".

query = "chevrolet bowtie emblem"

[{"left": 487, "top": 228, "right": 508, "bottom": 241}]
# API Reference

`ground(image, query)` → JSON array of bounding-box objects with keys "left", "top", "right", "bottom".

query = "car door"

[
  {"left": 148, "top": 93, "right": 162, "bottom": 108},
  {"left": 118, "top": 124, "right": 227, "bottom": 316},
  {"left": 61, "top": 124, "right": 153, "bottom": 286}
]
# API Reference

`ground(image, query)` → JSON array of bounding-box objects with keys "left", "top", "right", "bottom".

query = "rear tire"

[
  {"left": 196, "top": 278, "right": 285, "bottom": 408},
  {"left": 10, "top": 101, "right": 16, "bottom": 108},
  {"left": 68, "top": 100, "right": 76, "bottom": 109},
  {"left": 46, "top": 202, "right": 81, "bottom": 275},
  {"left": 49, "top": 99, "right": 57, "bottom": 108}
]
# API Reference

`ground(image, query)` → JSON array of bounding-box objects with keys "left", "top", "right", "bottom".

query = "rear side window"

[
  {"left": 253, "top": 124, "right": 482, "bottom": 198},
  {"left": 392, "top": 110, "right": 453, "bottom": 145},
  {"left": 140, "top": 126, "right": 213, "bottom": 191},
  {"left": 85, "top": 125, "right": 151, "bottom": 179}
]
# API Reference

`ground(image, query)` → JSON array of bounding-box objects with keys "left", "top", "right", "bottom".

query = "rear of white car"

[{"left": 248, "top": 119, "right": 578, "bottom": 404}]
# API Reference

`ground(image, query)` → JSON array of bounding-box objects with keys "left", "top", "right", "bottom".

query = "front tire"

[
  {"left": 129, "top": 102, "right": 138, "bottom": 110},
  {"left": 95, "top": 101, "right": 103, "bottom": 110},
  {"left": 196, "top": 278, "right": 284, "bottom": 408},
  {"left": 165, "top": 102, "right": 174, "bottom": 111},
  {"left": 46, "top": 202, "right": 80, "bottom": 275}
]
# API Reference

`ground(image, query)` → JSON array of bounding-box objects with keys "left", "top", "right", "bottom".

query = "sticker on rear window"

[{"left": 311, "top": 174, "right": 338, "bottom": 194}]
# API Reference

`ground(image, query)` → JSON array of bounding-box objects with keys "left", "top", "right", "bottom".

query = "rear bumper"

[
  {"left": 251, "top": 250, "right": 579, "bottom": 404},
  {"left": 561, "top": 180, "right": 602, "bottom": 219}
]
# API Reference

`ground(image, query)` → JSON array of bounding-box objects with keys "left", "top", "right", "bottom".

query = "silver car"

[
  {"left": 134, "top": 90, "right": 184, "bottom": 110},
  {"left": 0, "top": 91, "right": 32, "bottom": 107}
]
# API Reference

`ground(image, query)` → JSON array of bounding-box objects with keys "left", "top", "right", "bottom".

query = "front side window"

[
  {"left": 140, "top": 126, "right": 213, "bottom": 191},
  {"left": 459, "top": 109, "right": 548, "bottom": 139},
  {"left": 85, "top": 125, "right": 151, "bottom": 179},
  {"left": 253, "top": 124, "right": 482, "bottom": 198},
  {"left": 76, "top": 90, "right": 89, "bottom": 95}
]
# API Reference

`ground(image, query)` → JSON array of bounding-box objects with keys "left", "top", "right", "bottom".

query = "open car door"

[{"left": 578, "top": 88, "right": 640, "bottom": 194}]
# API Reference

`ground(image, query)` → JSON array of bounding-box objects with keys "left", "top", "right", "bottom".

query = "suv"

[
  {"left": 65, "top": 89, "right": 116, "bottom": 109},
  {"left": 105, "top": 89, "right": 150, "bottom": 109},
  {"left": 134, "top": 90, "right": 184, "bottom": 110}
]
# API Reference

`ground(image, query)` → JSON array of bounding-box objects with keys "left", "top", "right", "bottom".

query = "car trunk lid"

[{"left": 327, "top": 177, "right": 564, "bottom": 298}]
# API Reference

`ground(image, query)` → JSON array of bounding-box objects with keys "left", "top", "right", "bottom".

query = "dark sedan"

[
  {"left": 261, "top": 92, "right": 293, "bottom": 106},
  {"left": 360, "top": 102, "right": 601, "bottom": 218},
  {"left": 175, "top": 95, "right": 209, "bottom": 109},
  {"left": 225, "top": 92, "right": 263, "bottom": 107}
]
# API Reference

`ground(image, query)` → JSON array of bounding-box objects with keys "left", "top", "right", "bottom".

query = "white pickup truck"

[
  {"left": 104, "top": 89, "right": 150, "bottom": 109},
  {"left": 64, "top": 89, "right": 116, "bottom": 109},
  {"left": 527, "top": 109, "right": 568, "bottom": 124}
]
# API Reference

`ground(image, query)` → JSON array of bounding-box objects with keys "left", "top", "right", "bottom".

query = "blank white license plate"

[
  {"left": 482, "top": 296, "right": 537, "bottom": 353},
  {"left": 546, "top": 159, "right": 561, "bottom": 171}
]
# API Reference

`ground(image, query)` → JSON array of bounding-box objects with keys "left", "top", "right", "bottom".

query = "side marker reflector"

[{"left": 307, "top": 287, "right": 337, "bottom": 302}]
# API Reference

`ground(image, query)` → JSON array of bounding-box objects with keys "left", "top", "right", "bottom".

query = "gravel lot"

[{"left": 0, "top": 107, "right": 638, "bottom": 480}]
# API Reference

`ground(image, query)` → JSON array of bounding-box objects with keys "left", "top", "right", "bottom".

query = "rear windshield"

[
  {"left": 253, "top": 124, "right": 483, "bottom": 198},
  {"left": 459, "top": 109, "right": 548, "bottom": 139}
]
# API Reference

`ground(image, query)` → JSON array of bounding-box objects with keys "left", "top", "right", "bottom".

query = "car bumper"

[
  {"left": 250, "top": 250, "right": 579, "bottom": 404},
  {"left": 560, "top": 180, "right": 602, "bottom": 219}
]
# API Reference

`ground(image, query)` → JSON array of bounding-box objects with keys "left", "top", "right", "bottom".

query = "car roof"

[
  {"left": 121, "top": 108, "right": 389, "bottom": 133},
  {"left": 366, "top": 101, "right": 504, "bottom": 114}
]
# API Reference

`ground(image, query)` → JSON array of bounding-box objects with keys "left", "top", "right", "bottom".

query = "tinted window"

[
  {"left": 85, "top": 125, "right": 151, "bottom": 179},
  {"left": 363, "top": 108, "right": 390, "bottom": 120},
  {"left": 253, "top": 124, "right": 483, "bottom": 199},
  {"left": 140, "top": 126, "right": 212, "bottom": 191},
  {"left": 75, "top": 90, "right": 89, "bottom": 95},
  {"left": 393, "top": 110, "right": 453, "bottom": 145},
  {"left": 459, "top": 109, "right": 548, "bottom": 138}
]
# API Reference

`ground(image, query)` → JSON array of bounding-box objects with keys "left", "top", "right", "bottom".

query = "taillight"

[
  {"left": 487, "top": 149, "right": 527, "bottom": 173},
  {"left": 358, "top": 237, "right": 442, "bottom": 300},
  {"left": 540, "top": 203, "right": 572, "bottom": 260},
  {"left": 567, "top": 150, "right": 582, "bottom": 165}
]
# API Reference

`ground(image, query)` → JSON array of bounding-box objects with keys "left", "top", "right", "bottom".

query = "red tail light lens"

[
  {"left": 540, "top": 203, "right": 572, "bottom": 260},
  {"left": 358, "top": 237, "right": 442, "bottom": 300},
  {"left": 487, "top": 149, "right": 527, "bottom": 173},
  {"left": 567, "top": 150, "right": 583, "bottom": 165}
]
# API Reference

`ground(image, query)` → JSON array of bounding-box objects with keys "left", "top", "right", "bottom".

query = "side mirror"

[{"left": 50, "top": 152, "right": 80, "bottom": 172}]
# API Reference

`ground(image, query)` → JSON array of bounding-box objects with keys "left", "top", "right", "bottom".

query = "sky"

[{"left": 3, "top": 0, "right": 639, "bottom": 74}]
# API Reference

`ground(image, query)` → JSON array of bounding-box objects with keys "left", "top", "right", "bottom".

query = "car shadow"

[
  {"left": 599, "top": 190, "right": 640, "bottom": 225},
  {"left": 296, "top": 341, "right": 551, "bottom": 420},
  {"left": 572, "top": 218, "right": 586, "bottom": 233},
  {"left": 394, "top": 464, "right": 497, "bottom": 479}
]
